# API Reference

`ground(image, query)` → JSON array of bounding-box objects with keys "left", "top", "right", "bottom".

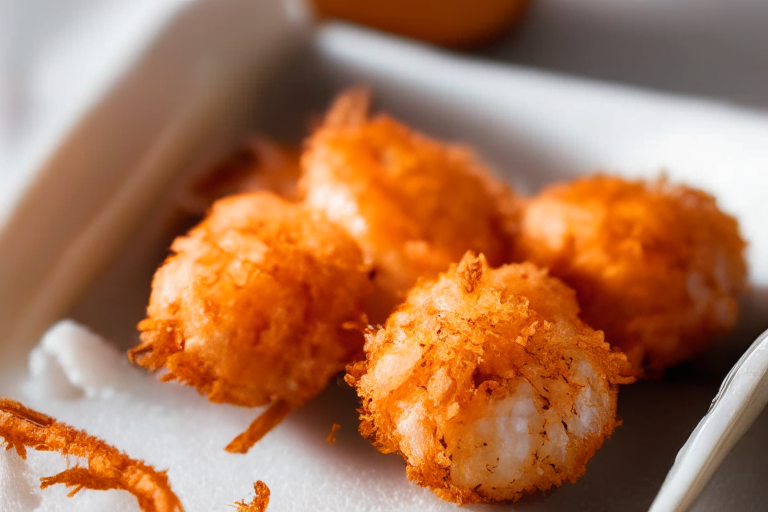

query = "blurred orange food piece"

[{"left": 310, "top": 0, "right": 531, "bottom": 48}]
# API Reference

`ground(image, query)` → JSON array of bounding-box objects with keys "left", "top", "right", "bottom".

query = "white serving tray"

[{"left": 1, "top": 1, "right": 767, "bottom": 510}]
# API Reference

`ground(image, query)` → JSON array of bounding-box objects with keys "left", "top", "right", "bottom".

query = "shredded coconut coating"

[
  {"left": 347, "top": 253, "right": 634, "bottom": 504},
  {"left": 130, "top": 192, "right": 372, "bottom": 409},
  {"left": 301, "top": 89, "right": 520, "bottom": 322},
  {"left": 514, "top": 175, "right": 747, "bottom": 373},
  {"left": 0, "top": 397, "right": 183, "bottom": 512}
]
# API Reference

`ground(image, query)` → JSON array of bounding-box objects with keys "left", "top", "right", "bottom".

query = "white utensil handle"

[{"left": 649, "top": 328, "right": 768, "bottom": 512}]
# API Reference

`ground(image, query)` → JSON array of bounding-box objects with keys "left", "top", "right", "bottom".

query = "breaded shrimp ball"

[
  {"left": 301, "top": 90, "right": 519, "bottom": 322},
  {"left": 347, "top": 253, "right": 634, "bottom": 504},
  {"left": 130, "top": 192, "right": 372, "bottom": 409},
  {"left": 514, "top": 175, "right": 747, "bottom": 373}
]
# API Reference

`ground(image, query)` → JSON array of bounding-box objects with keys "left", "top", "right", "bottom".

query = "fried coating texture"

[
  {"left": 347, "top": 253, "right": 634, "bottom": 504},
  {"left": 0, "top": 397, "right": 183, "bottom": 512},
  {"left": 301, "top": 90, "right": 520, "bottom": 322},
  {"left": 232, "top": 481, "right": 270, "bottom": 512},
  {"left": 130, "top": 192, "right": 372, "bottom": 413},
  {"left": 513, "top": 175, "right": 747, "bottom": 373}
]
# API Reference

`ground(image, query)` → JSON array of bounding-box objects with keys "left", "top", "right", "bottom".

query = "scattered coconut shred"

[
  {"left": 2, "top": 320, "right": 276, "bottom": 512},
  {"left": 0, "top": 396, "right": 273, "bottom": 512},
  {"left": 0, "top": 397, "right": 183, "bottom": 512}
]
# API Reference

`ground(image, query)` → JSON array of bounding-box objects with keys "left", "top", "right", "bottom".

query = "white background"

[{"left": 2, "top": 0, "right": 768, "bottom": 180}]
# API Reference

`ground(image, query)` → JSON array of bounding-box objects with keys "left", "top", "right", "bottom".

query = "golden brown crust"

[
  {"left": 0, "top": 397, "right": 183, "bottom": 512},
  {"left": 301, "top": 90, "right": 521, "bottom": 322},
  {"left": 514, "top": 175, "right": 747, "bottom": 372},
  {"left": 130, "top": 192, "right": 373, "bottom": 409},
  {"left": 348, "top": 253, "right": 634, "bottom": 504}
]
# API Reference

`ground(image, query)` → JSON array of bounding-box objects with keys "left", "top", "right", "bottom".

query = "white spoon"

[{"left": 649, "top": 328, "right": 768, "bottom": 512}]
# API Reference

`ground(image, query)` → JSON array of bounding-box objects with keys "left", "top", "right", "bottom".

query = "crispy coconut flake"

[{"left": 0, "top": 398, "right": 183, "bottom": 512}]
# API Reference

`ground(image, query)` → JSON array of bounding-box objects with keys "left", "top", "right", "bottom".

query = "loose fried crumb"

[
  {"left": 326, "top": 423, "right": 341, "bottom": 443},
  {"left": 232, "top": 481, "right": 271, "bottom": 512},
  {"left": 0, "top": 397, "right": 183, "bottom": 512},
  {"left": 225, "top": 401, "right": 294, "bottom": 454}
]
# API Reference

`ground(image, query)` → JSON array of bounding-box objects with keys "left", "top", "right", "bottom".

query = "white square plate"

[{"left": 1, "top": 1, "right": 767, "bottom": 510}]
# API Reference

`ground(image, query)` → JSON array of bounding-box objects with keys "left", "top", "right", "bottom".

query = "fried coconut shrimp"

[
  {"left": 513, "top": 175, "right": 747, "bottom": 373},
  {"left": 130, "top": 192, "right": 372, "bottom": 452},
  {"left": 0, "top": 397, "right": 183, "bottom": 512},
  {"left": 347, "top": 253, "right": 634, "bottom": 504},
  {"left": 301, "top": 90, "right": 520, "bottom": 322}
]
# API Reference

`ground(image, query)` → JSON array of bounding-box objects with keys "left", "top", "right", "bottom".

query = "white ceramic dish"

[
  {"left": 1, "top": 1, "right": 767, "bottom": 510},
  {"left": 650, "top": 327, "right": 768, "bottom": 512}
]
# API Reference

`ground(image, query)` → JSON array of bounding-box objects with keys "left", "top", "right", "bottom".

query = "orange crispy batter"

[
  {"left": 514, "top": 175, "right": 747, "bottom": 373},
  {"left": 130, "top": 192, "right": 372, "bottom": 450},
  {"left": 0, "top": 397, "right": 183, "bottom": 512},
  {"left": 347, "top": 253, "right": 634, "bottom": 504},
  {"left": 232, "top": 481, "right": 270, "bottom": 512},
  {"left": 301, "top": 89, "right": 520, "bottom": 323}
]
